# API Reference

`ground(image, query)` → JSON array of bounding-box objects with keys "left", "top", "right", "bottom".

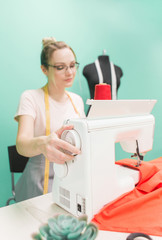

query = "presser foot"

[
  {"left": 131, "top": 140, "right": 144, "bottom": 167},
  {"left": 135, "top": 158, "right": 142, "bottom": 167},
  {"left": 130, "top": 156, "right": 142, "bottom": 167}
]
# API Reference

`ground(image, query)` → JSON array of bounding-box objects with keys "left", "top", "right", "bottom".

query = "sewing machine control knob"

[
  {"left": 61, "top": 130, "right": 81, "bottom": 155},
  {"left": 53, "top": 162, "right": 68, "bottom": 179}
]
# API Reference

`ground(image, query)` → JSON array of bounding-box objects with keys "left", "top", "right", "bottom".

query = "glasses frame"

[{"left": 46, "top": 62, "right": 80, "bottom": 72}]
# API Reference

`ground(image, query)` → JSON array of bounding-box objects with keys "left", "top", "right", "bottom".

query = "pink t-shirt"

[{"left": 15, "top": 88, "right": 86, "bottom": 136}]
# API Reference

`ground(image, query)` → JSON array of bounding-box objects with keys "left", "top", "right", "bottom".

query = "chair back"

[{"left": 8, "top": 145, "right": 29, "bottom": 173}]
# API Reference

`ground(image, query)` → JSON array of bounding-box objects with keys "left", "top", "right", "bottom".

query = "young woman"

[{"left": 14, "top": 37, "right": 85, "bottom": 202}]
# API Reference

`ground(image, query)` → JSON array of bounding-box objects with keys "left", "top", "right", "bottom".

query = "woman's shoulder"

[
  {"left": 67, "top": 91, "right": 85, "bottom": 117},
  {"left": 20, "top": 88, "right": 44, "bottom": 100},
  {"left": 67, "top": 91, "right": 83, "bottom": 102}
]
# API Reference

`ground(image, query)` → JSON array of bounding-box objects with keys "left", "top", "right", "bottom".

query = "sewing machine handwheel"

[
  {"left": 54, "top": 130, "right": 81, "bottom": 179},
  {"left": 61, "top": 129, "right": 81, "bottom": 155}
]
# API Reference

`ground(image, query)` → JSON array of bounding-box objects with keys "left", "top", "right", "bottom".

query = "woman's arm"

[{"left": 16, "top": 115, "right": 80, "bottom": 164}]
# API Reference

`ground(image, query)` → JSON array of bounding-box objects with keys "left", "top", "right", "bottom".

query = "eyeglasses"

[{"left": 46, "top": 62, "right": 79, "bottom": 72}]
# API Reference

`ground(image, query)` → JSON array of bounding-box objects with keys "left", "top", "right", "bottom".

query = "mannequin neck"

[{"left": 98, "top": 55, "right": 110, "bottom": 63}]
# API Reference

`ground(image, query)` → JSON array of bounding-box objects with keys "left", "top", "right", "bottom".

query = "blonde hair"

[{"left": 41, "top": 37, "right": 76, "bottom": 68}]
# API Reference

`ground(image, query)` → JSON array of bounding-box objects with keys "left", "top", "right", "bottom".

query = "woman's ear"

[{"left": 41, "top": 65, "right": 48, "bottom": 76}]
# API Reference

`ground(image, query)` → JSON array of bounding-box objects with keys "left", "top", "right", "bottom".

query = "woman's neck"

[{"left": 46, "top": 82, "right": 67, "bottom": 102}]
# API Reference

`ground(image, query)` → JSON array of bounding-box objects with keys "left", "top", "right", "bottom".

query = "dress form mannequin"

[{"left": 83, "top": 53, "right": 123, "bottom": 99}]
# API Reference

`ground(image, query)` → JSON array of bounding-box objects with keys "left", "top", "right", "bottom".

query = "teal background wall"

[{"left": 0, "top": 0, "right": 162, "bottom": 207}]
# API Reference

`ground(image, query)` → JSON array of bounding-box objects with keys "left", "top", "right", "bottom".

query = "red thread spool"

[{"left": 94, "top": 84, "right": 111, "bottom": 100}]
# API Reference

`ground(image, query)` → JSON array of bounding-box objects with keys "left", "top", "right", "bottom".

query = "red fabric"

[{"left": 92, "top": 157, "right": 162, "bottom": 237}]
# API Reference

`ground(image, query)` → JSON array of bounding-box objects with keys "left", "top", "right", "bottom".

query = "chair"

[{"left": 6, "top": 145, "right": 29, "bottom": 205}]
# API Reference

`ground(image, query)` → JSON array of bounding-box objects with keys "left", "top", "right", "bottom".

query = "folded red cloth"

[{"left": 92, "top": 157, "right": 162, "bottom": 237}]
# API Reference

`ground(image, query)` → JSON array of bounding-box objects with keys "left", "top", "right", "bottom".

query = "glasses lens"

[
  {"left": 48, "top": 62, "right": 80, "bottom": 72},
  {"left": 55, "top": 65, "right": 65, "bottom": 71}
]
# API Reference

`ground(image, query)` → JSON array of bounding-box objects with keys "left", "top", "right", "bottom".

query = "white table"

[{"left": 0, "top": 193, "right": 161, "bottom": 240}]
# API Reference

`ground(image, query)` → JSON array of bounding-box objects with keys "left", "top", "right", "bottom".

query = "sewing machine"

[{"left": 52, "top": 99, "right": 157, "bottom": 221}]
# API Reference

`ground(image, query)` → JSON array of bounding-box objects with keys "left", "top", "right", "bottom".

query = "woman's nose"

[{"left": 65, "top": 66, "right": 73, "bottom": 74}]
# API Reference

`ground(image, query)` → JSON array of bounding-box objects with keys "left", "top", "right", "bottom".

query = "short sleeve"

[{"left": 14, "top": 90, "right": 36, "bottom": 122}]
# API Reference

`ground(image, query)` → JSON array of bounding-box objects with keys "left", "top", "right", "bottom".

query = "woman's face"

[{"left": 47, "top": 48, "right": 77, "bottom": 89}]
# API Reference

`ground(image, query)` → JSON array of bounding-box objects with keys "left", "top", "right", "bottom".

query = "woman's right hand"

[
  {"left": 43, "top": 125, "right": 81, "bottom": 164},
  {"left": 16, "top": 116, "right": 81, "bottom": 163}
]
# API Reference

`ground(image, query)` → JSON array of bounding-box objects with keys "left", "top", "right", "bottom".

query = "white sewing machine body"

[{"left": 52, "top": 100, "right": 156, "bottom": 221}]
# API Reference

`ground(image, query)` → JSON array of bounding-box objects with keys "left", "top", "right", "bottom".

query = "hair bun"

[{"left": 42, "top": 37, "right": 57, "bottom": 48}]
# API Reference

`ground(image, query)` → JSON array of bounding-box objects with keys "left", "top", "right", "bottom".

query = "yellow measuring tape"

[
  {"left": 65, "top": 91, "right": 80, "bottom": 117},
  {"left": 43, "top": 84, "right": 50, "bottom": 194},
  {"left": 43, "top": 84, "right": 80, "bottom": 194}
]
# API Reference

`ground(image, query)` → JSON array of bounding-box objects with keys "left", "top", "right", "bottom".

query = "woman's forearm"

[
  {"left": 16, "top": 135, "right": 47, "bottom": 157},
  {"left": 16, "top": 124, "right": 81, "bottom": 163}
]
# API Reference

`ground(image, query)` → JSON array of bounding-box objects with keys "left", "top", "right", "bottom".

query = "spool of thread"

[{"left": 94, "top": 84, "right": 111, "bottom": 100}]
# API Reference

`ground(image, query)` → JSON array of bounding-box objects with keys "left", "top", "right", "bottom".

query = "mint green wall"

[{"left": 0, "top": 0, "right": 162, "bottom": 207}]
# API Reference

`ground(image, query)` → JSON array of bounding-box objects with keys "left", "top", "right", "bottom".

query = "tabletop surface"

[{"left": 0, "top": 193, "right": 161, "bottom": 240}]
